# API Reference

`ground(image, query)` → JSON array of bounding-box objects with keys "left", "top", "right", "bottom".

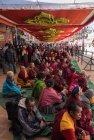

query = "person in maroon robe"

[
  {"left": 51, "top": 101, "right": 87, "bottom": 140},
  {"left": 42, "top": 62, "right": 50, "bottom": 71},
  {"left": 53, "top": 69, "right": 67, "bottom": 92},
  {"left": 26, "top": 45, "right": 32, "bottom": 63},
  {"left": 27, "top": 62, "right": 38, "bottom": 80},
  {"left": 64, "top": 67, "right": 75, "bottom": 86},
  {"left": 61, "top": 50, "right": 67, "bottom": 58},
  {"left": 40, "top": 59, "right": 46, "bottom": 71},
  {"left": 78, "top": 71, "right": 89, "bottom": 92},
  {"left": 17, "top": 66, "right": 31, "bottom": 87},
  {"left": 21, "top": 47, "right": 28, "bottom": 67},
  {"left": 65, "top": 85, "right": 83, "bottom": 109},
  {"left": 50, "top": 60, "right": 57, "bottom": 70},
  {"left": 78, "top": 89, "right": 94, "bottom": 138},
  {"left": 65, "top": 86, "right": 94, "bottom": 139},
  {"left": 69, "top": 71, "right": 80, "bottom": 93}
]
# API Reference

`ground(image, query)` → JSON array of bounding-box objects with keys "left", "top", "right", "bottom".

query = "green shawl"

[{"left": 32, "top": 80, "right": 46, "bottom": 100}]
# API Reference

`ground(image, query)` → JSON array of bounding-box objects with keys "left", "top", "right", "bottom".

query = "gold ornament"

[
  {"left": 25, "top": 12, "right": 69, "bottom": 26},
  {"left": 38, "top": 28, "right": 64, "bottom": 41}
]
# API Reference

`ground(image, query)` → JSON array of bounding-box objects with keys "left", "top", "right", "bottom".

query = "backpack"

[{"left": 5, "top": 98, "right": 22, "bottom": 136}]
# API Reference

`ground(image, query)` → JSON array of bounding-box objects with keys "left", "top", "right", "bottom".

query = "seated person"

[
  {"left": 27, "top": 62, "right": 38, "bottom": 80},
  {"left": 65, "top": 85, "right": 83, "bottom": 107},
  {"left": 32, "top": 72, "right": 46, "bottom": 100},
  {"left": 83, "top": 89, "right": 94, "bottom": 105},
  {"left": 18, "top": 97, "right": 46, "bottom": 137},
  {"left": 38, "top": 79, "right": 66, "bottom": 114},
  {"left": 69, "top": 71, "right": 79, "bottom": 92},
  {"left": 2, "top": 71, "right": 22, "bottom": 97},
  {"left": 65, "top": 86, "right": 94, "bottom": 139},
  {"left": 41, "top": 62, "right": 50, "bottom": 72},
  {"left": 51, "top": 101, "right": 89, "bottom": 140},
  {"left": 78, "top": 70, "right": 89, "bottom": 92},
  {"left": 79, "top": 89, "right": 94, "bottom": 138},
  {"left": 17, "top": 66, "right": 32, "bottom": 87},
  {"left": 50, "top": 59, "right": 58, "bottom": 70},
  {"left": 53, "top": 69, "right": 67, "bottom": 92}
]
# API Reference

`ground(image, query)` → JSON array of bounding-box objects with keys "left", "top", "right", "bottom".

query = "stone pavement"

[{"left": 76, "top": 59, "right": 94, "bottom": 84}]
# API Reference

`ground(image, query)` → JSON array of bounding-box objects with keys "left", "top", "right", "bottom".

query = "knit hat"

[
  {"left": 84, "top": 89, "right": 94, "bottom": 104},
  {"left": 71, "top": 85, "right": 79, "bottom": 96},
  {"left": 46, "top": 79, "right": 54, "bottom": 87}
]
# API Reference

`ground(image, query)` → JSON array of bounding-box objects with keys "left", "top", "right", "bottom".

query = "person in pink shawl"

[{"left": 38, "top": 79, "right": 65, "bottom": 114}]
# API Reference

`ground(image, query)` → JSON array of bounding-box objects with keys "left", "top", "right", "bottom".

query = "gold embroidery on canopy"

[
  {"left": 39, "top": 28, "right": 64, "bottom": 34},
  {"left": 25, "top": 12, "right": 69, "bottom": 26},
  {"left": 38, "top": 28, "right": 64, "bottom": 41}
]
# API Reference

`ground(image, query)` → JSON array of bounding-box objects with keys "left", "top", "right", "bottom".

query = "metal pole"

[
  {"left": 81, "top": 27, "right": 85, "bottom": 64},
  {"left": 15, "top": 26, "right": 17, "bottom": 45}
]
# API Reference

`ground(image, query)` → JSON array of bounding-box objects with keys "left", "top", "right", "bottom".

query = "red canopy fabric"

[{"left": 0, "top": 9, "right": 94, "bottom": 42}]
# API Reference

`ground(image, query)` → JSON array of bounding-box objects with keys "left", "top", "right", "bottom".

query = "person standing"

[
  {"left": 0, "top": 47, "right": 6, "bottom": 74},
  {"left": 5, "top": 44, "right": 17, "bottom": 73}
]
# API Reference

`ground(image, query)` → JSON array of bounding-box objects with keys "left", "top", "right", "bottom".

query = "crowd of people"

[{"left": 0, "top": 42, "right": 94, "bottom": 140}]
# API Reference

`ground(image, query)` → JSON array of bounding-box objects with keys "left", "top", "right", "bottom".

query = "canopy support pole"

[{"left": 15, "top": 26, "right": 18, "bottom": 45}]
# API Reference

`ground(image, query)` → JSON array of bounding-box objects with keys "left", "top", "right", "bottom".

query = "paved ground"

[
  {"left": 74, "top": 57, "right": 94, "bottom": 84},
  {"left": 0, "top": 106, "right": 13, "bottom": 140}
]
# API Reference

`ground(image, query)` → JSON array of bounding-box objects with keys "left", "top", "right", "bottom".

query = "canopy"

[
  {"left": 0, "top": 0, "right": 94, "bottom": 9},
  {"left": 0, "top": 0, "right": 94, "bottom": 42}
]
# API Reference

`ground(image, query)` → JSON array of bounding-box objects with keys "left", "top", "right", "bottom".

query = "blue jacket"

[{"left": 2, "top": 80, "right": 21, "bottom": 95}]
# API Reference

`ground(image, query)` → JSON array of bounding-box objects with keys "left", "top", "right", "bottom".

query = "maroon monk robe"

[
  {"left": 78, "top": 75, "right": 88, "bottom": 92},
  {"left": 18, "top": 71, "right": 29, "bottom": 82}
]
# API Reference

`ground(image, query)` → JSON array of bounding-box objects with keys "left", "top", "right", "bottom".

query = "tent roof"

[
  {"left": 0, "top": 0, "right": 94, "bottom": 9},
  {"left": 0, "top": 1, "right": 94, "bottom": 42},
  {"left": 0, "top": 0, "right": 94, "bottom": 5}
]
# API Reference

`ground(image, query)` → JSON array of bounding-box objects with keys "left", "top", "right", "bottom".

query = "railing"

[{"left": 74, "top": 49, "right": 94, "bottom": 71}]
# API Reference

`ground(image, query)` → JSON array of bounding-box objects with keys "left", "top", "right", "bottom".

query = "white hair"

[{"left": 7, "top": 71, "right": 14, "bottom": 79}]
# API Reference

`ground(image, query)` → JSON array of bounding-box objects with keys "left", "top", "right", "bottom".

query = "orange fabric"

[
  {"left": 90, "top": 96, "right": 94, "bottom": 104},
  {"left": 60, "top": 111, "right": 75, "bottom": 131},
  {"left": 17, "top": 77, "right": 31, "bottom": 87},
  {"left": 24, "top": 70, "right": 28, "bottom": 78},
  {"left": 17, "top": 77, "right": 24, "bottom": 87}
]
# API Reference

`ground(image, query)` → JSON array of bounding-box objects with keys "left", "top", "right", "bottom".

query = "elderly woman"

[
  {"left": 18, "top": 97, "right": 46, "bottom": 138},
  {"left": 17, "top": 66, "right": 32, "bottom": 87},
  {"left": 2, "top": 71, "right": 21, "bottom": 97}
]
